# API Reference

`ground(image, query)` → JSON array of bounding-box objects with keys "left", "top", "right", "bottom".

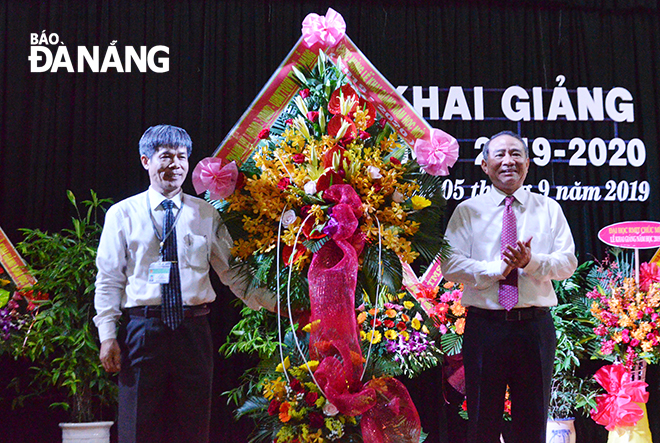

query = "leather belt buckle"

[{"left": 505, "top": 309, "right": 527, "bottom": 321}]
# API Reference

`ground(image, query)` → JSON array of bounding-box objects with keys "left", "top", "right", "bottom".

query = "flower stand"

[
  {"left": 59, "top": 421, "right": 113, "bottom": 443},
  {"left": 606, "top": 404, "right": 652, "bottom": 443}
]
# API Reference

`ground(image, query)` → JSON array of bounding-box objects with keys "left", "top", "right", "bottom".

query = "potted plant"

[
  {"left": 9, "top": 191, "right": 116, "bottom": 442},
  {"left": 547, "top": 263, "right": 600, "bottom": 443}
]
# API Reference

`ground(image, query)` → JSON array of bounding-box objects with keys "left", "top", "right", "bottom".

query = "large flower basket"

[{"left": 197, "top": 8, "right": 459, "bottom": 442}]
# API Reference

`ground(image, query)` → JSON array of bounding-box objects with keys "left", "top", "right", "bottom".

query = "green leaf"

[
  {"left": 0, "top": 288, "right": 9, "bottom": 307},
  {"left": 440, "top": 333, "right": 463, "bottom": 356},
  {"left": 66, "top": 190, "right": 76, "bottom": 207}
]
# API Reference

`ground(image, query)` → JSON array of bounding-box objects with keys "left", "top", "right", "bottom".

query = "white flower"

[
  {"left": 304, "top": 180, "right": 317, "bottom": 195},
  {"left": 367, "top": 165, "right": 382, "bottom": 179},
  {"left": 392, "top": 189, "right": 405, "bottom": 203},
  {"left": 281, "top": 209, "right": 297, "bottom": 228},
  {"left": 323, "top": 401, "right": 339, "bottom": 416}
]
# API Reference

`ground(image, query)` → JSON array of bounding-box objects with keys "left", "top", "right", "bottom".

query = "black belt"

[
  {"left": 468, "top": 306, "right": 549, "bottom": 321},
  {"left": 125, "top": 304, "right": 210, "bottom": 318}
]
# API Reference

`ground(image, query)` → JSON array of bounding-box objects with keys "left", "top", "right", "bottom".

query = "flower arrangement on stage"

[
  {"left": 590, "top": 363, "right": 650, "bottom": 433},
  {"left": 405, "top": 278, "right": 466, "bottom": 356},
  {"left": 195, "top": 9, "right": 458, "bottom": 442},
  {"left": 193, "top": 13, "right": 458, "bottom": 443},
  {"left": 0, "top": 273, "right": 46, "bottom": 351},
  {"left": 261, "top": 359, "right": 361, "bottom": 443},
  {"left": 587, "top": 255, "right": 660, "bottom": 368},
  {"left": 357, "top": 290, "right": 443, "bottom": 379},
  {"left": 426, "top": 280, "right": 467, "bottom": 356}
]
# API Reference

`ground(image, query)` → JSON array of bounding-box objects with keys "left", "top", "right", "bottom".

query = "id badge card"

[{"left": 148, "top": 261, "right": 172, "bottom": 284}]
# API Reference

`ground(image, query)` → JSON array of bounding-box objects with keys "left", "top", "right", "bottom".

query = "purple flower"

[{"left": 322, "top": 216, "right": 340, "bottom": 237}]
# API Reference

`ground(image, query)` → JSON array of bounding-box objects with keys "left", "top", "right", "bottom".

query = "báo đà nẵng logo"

[{"left": 28, "top": 31, "right": 169, "bottom": 73}]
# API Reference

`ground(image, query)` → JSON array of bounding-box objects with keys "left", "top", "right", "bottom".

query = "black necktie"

[{"left": 161, "top": 199, "right": 184, "bottom": 329}]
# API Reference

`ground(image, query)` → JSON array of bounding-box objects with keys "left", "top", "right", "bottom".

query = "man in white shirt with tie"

[
  {"left": 442, "top": 131, "right": 577, "bottom": 443},
  {"left": 94, "top": 125, "right": 274, "bottom": 443}
]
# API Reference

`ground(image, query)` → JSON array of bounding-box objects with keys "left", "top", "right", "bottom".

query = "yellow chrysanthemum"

[
  {"left": 276, "top": 356, "right": 291, "bottom": 373},
  {"left": 365, "top": 330, "right": 382, "bottom": 344},
  {"left": 411, "top": 195, "right": 431, "bottom": 210},
  {"left": 297, "top": 360, "right": 319, "bottom": 372},
  {"left": 384, "top": 330, "right": 398, "bottom": 340}
]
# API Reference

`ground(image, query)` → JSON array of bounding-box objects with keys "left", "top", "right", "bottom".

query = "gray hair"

[
  {"left": 138, "top": 125, "right": 192, "bottom": 159},
  {"left": 482, "top": 130, "right": 528, "bottom": 159}
]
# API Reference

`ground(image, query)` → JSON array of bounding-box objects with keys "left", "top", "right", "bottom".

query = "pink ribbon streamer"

[
  {"left": 301, "top": 8, "right": 346, "bottom": 48},
  {"left": 191, "top": 157, "right": 238, "bottom": 200},
  {"left": 413, "top": 128, "right": 459, "bottom": 176},
  {"left": 591, "top": 364, "right": 649, "bottom": 431},
  {"left": 307, "top": 184, "right": 421, "bottom": 442}
]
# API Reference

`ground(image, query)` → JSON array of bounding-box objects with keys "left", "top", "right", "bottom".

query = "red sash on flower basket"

[
  {"left": 591, "top": 363, "right": 652, "bottom": 443},
  {"left": 308, "top": 185, "right": 421, "bottom": 442}
]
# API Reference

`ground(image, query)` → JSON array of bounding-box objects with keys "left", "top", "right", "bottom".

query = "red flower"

[
  {"left": 640, "top": 262, "right": 660, "bottom": 291},
  {"left": 289, "top": 378, "right": 303, "bottom": 393},
  {"left": 309, "top": 412, "right": 325, "bottom": 429},
  {"left": 305, "top": 391, "right": 319, "bottom": 406},
  {"left": 258, "top": 128, "right": 270, "bottom": 139},
  {"left": 282, "top": 244, "right": 306, "bottom": 266},
  {"left": 390, "top": 156, "right": 401, "bottom": 166},
  {"left": 321, "top": 145, "right": 346, "bottom": 170},
  {"left": 299, "top": 88, "right": 310, "bottom": 99},
  {"left": 292, "top": 153, "right": 306, "bottom": 164},
  {"left": 327, "top": 84, "right": 359, "bottom": 115},
  {"left": 359, "top": 130, "right": 370, "bottom": 140},
  {"left": 277, "top": 177, "right": 291, "bottom": 190},
  {"left": 327, "top": 114, "right": 356, "bottom": 144},
  {"left": 236, "top": 172, "right": 246, "bottom": 190},
  {"left": 396, "top": 321, "right": 407, "bottom": 331},
  {"left": 285, "top": 118, "right": 294, "bottom": 125},
  {"left": 384, "top": 319, "right": 395, "bottom": 329},
  {"left": 306, "top": 111, "right": 319, "bottom": 122},
  {"left": 357, "top": 100, "right": 377, "bottom": 127},
  {"left": 316, "top": 169, "right": 344, "bottom": 192},
  {"left": 268, "top": 399, "right": 281, "bottom": 416}
]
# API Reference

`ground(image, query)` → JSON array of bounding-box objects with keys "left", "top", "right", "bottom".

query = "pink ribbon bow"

[
  {"left": 591, "top": 363, "right": 649, "bottom": 431},
  {"left": 413, "top": 128, "right": 459, "bottom": 176},
  {"left": 191, "top": 157, "right": 238, "bottom": 200},
  {"left": 301, "top": 8, "right": 346, "bottom": 48}
]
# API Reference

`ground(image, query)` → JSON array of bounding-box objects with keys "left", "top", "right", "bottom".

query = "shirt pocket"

[{"left": 183, "top": 233, "right": 210, "bottom": 270}]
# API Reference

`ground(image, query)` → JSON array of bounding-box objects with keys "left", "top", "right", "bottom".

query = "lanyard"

[{"left": 147, "top": 193, "right": 184, "bottom": 257}]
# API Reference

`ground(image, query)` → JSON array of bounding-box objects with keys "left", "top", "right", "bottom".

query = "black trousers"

[
  {"left": 118, "top": 314, "right": 213, "bottom": 443},
  {"left": 462, "top": 309, "right": 556, "bottom": 443}
]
